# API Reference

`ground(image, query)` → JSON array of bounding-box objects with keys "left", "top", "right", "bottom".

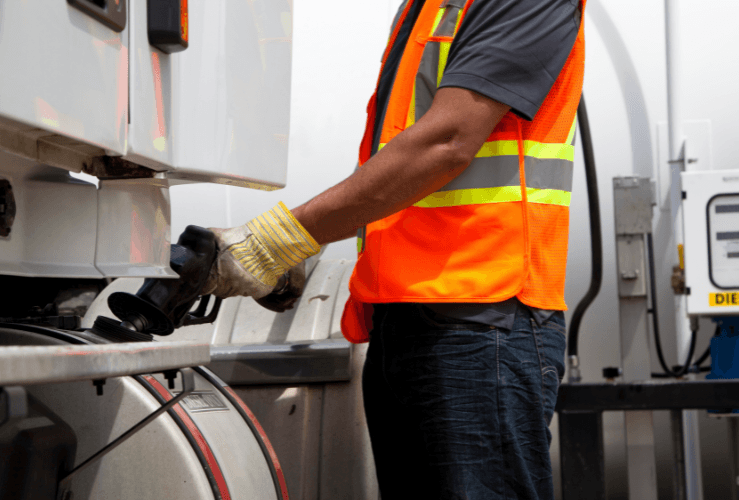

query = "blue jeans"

[{"left": 362, "top": 303, "right": 567, "bottom": 500}]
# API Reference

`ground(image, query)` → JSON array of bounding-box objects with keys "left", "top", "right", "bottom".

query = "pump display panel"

[
  {"left": 708, "top": 195, "right": 739, "bottom": 289},
  {"left": 683, "top": 171, "right": 739, "bottom": 315}
]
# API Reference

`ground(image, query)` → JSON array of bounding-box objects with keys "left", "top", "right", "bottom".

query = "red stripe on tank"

[
  {"left": 224, "top": 387, "right": 290, "bottom": 500},
  {"left": 143, "top": 376, "right": 232, "bottom": 500}
]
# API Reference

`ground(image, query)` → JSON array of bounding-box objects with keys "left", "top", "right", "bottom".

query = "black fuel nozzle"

[{"left": 106, "top": 225, "right": 221, "bottom": 336}]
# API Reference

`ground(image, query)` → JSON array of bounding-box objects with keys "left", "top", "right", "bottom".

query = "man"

[{"left": 204, "top": 0, "right": 584, "bottom": 498}]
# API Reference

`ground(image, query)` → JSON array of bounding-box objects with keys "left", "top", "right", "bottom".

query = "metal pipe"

[
  {"left": 671, "top": 409, "right": 688, "bottom": 500},
  {"left": 665, "top": 0, "right": 684, "bottom": 165},
  {"left": 664, "top": 3, "right": 704, "bottom": 499},
  {"left": 665, "top": 0, "right": 695, "bottom": 371},
  {"left": 665, "top": 0, "right": 692, "bottom": 363},
  {"left": 729, "top": 418, "right": 739, "bottom": 500}
]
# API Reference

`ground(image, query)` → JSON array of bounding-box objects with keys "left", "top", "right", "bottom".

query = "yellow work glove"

[{"left": 202, "top": 202, "right": 321, "bottom": 300}]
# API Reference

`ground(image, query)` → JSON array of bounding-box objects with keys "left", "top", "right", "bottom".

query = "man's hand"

[
  {"left": 255, "top": 262, "right": 306, "bottom": 313},
  {"left": 202, "top": 202, "right": 321, "bottom": 301}
]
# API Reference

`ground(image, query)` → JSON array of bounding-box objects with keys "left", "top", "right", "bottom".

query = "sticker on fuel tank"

[
  {"left": 709, "top": 292, "right": 739, "bottom": 306},
  {"left": 180, "top": 391, "right": 229, "bottom": 413}
]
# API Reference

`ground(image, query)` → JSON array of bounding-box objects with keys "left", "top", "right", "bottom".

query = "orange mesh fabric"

[
  {"left": 516, "top": 0, "right": 585, "bottom": 309},
  {"left": 349, "top": 203, "right": 527, "bottom": 302},
  {"left": 517, "top": 204, "right": 570, "bottom": 310}
]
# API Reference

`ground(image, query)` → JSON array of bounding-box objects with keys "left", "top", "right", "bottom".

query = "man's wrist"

[{"left": 240, "top": 202, "right": 321, "bottom": 286}]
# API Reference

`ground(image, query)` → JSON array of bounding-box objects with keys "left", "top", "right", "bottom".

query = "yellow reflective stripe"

[
  {"left": 475, "top": 141, "right": 519, "bottom": 158},
  {"left": 475, "top": 140, "right": 575, "bottom": 161},
  {"left": 437, "top": 41, "right": 451, "bottom": 87},
  {"left": 526, "top": 188, "right": 571, "bottom": 206},
  {"left": 414, "top": 186, "right": 521, "bottom": 208},
  {"left": 413, "top": 187, "right": 571, "bottom": 208},
  {"left": 378, "top": 142, "right": 387, "bottom": 151},
  {"left": 357, "top": 237, "right": 363, "bottom": 253},
  {"left": 431, "top": 8, "right": 445, "bottom": 34},
  {"left": 381, "top": 141, "right": 574, "bottom": 162},
  {"left": 566, "top": 115, "right": 577, "bottom": 146},
  {"left": 435, "top": 9, "right": 463, "bottom": 88},
  {"left": 524, "top": 141, "right": 574, "bottom": 161}
]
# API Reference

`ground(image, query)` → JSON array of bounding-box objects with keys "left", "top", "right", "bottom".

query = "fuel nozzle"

[{"left": 105, "top": 225, "right": 221, "bottom": 336}]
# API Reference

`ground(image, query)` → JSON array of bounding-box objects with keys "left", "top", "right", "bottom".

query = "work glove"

[
  {"left": 202, "top": 202, "right": 321, "bottom": 304},
  {"left": 255, "top": 261, "right": 306, "bottom": 312}
]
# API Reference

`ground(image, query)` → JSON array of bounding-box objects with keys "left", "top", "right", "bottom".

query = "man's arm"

[
  {"left": 202, "top": 87, "right": 509, "bottom": 301},
  {"left": 291, "top": 87, "right": 510, "bottom": 245}
]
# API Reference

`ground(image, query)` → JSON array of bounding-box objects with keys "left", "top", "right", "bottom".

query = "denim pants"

[{"left": 362, "top": 302, "right": 567, "bottom": 500}]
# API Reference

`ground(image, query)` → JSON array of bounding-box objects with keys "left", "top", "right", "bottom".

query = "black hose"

[
  {"left": 691, "top": 324, "right": 719, "bottom": 368},
  {"left": 650, "top": 325, "right": 717, "bottom": 377},
  {"left": 646, "top": 232, "right": 671, "bottom": 374},
  {"left": 693, "top": 342, "right": 712, "bottom": 367},
  {"left": 567, "top": 96, "right": 603, "bottom": 359},
  {"left": 646, "top": 233, "right": 698, "bottom": 377}
]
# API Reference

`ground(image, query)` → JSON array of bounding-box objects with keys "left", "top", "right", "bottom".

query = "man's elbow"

[
  {"left": 434, "top": 129, "right": 481, "bottom": 174},
  {"left": 420, "top": 87, "right": 511, "bottom": 170}
]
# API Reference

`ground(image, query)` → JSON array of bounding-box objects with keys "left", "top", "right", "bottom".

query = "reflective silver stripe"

[
  {"left": 432, "top": 5, "right": 462, "bottom": 37},
  {"left": 412, "top": 2, "right": 466, "bottom": 123},
  {"left": 438, "top": 156, "right": 574, "bottom": 192},
  {"left": 439, "top": 157, "right": 517, "bottom": 192},
  {"left": 415, "top": 41, "right": 440, "bottom": 122},
  {"left": 525, "top": 157, "right": 574, "bottom": 191}
]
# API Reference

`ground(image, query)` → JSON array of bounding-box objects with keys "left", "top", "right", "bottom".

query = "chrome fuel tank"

[{"left": 0, "top": 327, "right": 285, "bottom": 500}]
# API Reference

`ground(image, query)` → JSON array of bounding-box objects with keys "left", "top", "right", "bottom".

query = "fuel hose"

[{"left": 566, "top": 96, "right": 603, "bottom": 382}]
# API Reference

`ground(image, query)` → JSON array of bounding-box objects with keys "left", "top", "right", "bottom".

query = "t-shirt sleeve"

[{"left": 439, "top": 0, "right": 581, "bottom": 120}]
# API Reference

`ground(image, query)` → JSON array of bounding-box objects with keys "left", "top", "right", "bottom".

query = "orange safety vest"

[{"left": 341, "top": 0, "right": 586, "bottom": 343}]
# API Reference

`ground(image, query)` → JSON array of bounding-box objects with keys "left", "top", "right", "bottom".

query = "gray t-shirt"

[
  {"left": 372, "top": 0, "right": 580, "bottom": 328},
  {"left": 426, "top": 298, "right": 554, "bottom": 330}
]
